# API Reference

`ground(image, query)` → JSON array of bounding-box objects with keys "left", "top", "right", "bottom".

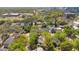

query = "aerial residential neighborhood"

[{"left": 0, "top": 7, "right": 79, "bottom": 51}]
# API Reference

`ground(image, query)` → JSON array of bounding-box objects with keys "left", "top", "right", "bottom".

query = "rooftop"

[{"left": 4, "top": 36, "right": 14, "bottom": 45}]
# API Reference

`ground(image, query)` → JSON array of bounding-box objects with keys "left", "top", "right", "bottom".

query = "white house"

[
  {"left": 2, "top": 13, "right": 20, "bottom": 17},
  {"left": 73, "top": 20, "right": 79, "bottom": 29}
]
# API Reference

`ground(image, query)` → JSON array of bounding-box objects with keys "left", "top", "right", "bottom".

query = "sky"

[{"left": 0, "top": 0, "right": 78, "bottom": 7}]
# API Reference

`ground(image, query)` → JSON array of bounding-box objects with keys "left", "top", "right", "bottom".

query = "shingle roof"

[{"left": 4, "top": 37, "right": 14, "bottom": 45}]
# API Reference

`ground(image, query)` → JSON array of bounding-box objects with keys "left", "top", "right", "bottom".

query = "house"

[
  {"left": 36, "top": 47, "right": 44, "bottom": 51},
  {"left": 49, "top": 27, "right": 56, "bottom": 33},
  {"left": 3, "top": 36, "right": 14, "bottom": 48},
  {"left": 20, "top": 13, "right": 33, "bottom": 18},
  {"left": 2, "top": 13, "right": 21, "bottom": 18},
  {"left": 73, "top": 20, "right": 79, "bottom": 29},
  {"left": 64, "top": 12, "right": 76, "bottom": 19},
  {"left": 49, "top": 26, "right": 62, "bottom": 33},
  {"left": 37, "top": 36, "right": 43, "bottom": 44},
  {"left": 36, "top": 21, "right": 42, "bottom": 27}
]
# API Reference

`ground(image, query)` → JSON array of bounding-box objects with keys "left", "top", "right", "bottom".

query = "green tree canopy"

[
  {"left": 29, "top": 31, "right": 38, "bottom": 50},
  {"left": 60, "top": 40, "right": 73, "bottom": 51},
  {"left": 50, "top": 10, "right": 64, "bottom": 27},
  {"left": 73, "top": 39, "right": 79, "bottom": 51},
  {"left": 54, "top": 31, "right": 66, "bottom": 42},
  {"left": 42, "top": 32, "right": 54, "bottom": 51},
  {"left": 8, "top": 35, "right": 28, "bottom": 51},
  {"left": 64, "top": 26, "right": 75, "bottom": 38}
]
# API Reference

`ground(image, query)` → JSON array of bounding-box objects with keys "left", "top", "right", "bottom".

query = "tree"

[
  {"left": 29, "top": 32, "right": 38, "bottom": 50},
  {"left": 60, "top": 40, "right": 73, "bottom": 51},
  {"left": 29, "top": 25, "right": 42, "bottom": 50},
  {"left": 23, "top": 25, "right": 32, "bottom": 33},
  {"left": 73, "top": 39, "right": 79, "bottom": 51},
  {"left": 57, "top": 19, "right": 67, "bottom": 26},
  {"left": 0, "top": 20, "right": 5, "bottom": 25},
  {"left": 8, "top": 35, "right": 28, "bottom": 51},
  {"left": 33, "top": 10, "right": 45, "bottom": 21},
  {"left": 30, "top": 25, "right": 38, "bottom": 32},
  {"left": 44, "top": 15, "right": 53, "bottom": 26},
  {"left": 54, "top": 31, "right": 66, "bottom": 42},
  {"left": 50, "top": 10, "right": 64, "bottom": 27},
  {"left": 31, "top": 25, "right": 41, "bottom": 34},
  {"left": 74, "top": 29, "right": 79, "bottom": 35},
  {"left": 66, "top": 13, "right": 76, "bottom": 26},
  {"left": 42, "top": 32, "right": 54, "bottom": 51},
  {"left": 64, "top": 26, "right": 75, "bottom": 38}
]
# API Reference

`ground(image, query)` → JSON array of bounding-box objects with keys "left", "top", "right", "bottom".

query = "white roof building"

[
  {"left": 73, "top": 20, "right": 79, "bottom": 29},
  {"left": 2, "top": 13, "right": 20, "bottom": 17}
]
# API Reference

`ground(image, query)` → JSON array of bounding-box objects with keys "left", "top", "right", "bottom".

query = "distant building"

[
  {"left": 49, "top": 27, "right": 56, "bottom": 33},
  {"left": 2, "top": 13, "right": 21, "bottom": 18},
  {"left": 73, "top": 20, "right": 79, "bottom": 29},
  {"left": 20, "top": 13, "right": 33, "bottom": 18},
  {"left": 64, "top": 12, "right": 76, "bottom": 19}
]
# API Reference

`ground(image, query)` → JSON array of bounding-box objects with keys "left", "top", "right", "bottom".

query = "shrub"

[
  {"left": 54, "top": 31, "right": 66, "bottom": 42},
  {"left": 42, "top": 32, "right": 54, "bottom": 51},
  {"left": 23, "top": 25, "right": 31, "bottom": 33},
  {"left": 29, "top": 32, "right": 38, "bottom": 50},
  {"left": 73, "top": 39, "right": 79, "bottom": 51},
  {"left": 64, "top": 26, "right": 75, "bottom": 38},
  {"left": 60, "top": 40, "right": 73, "bottom": 51},
  {"left": 8, "top": 35, "right": 28, "bottom": 51}
]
